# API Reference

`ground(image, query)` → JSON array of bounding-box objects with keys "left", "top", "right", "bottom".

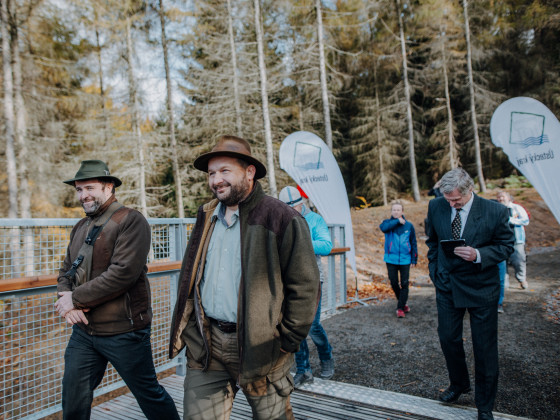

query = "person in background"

[
  {"left": 279, "top": 186, "right": 335, "bottom": 388},
  {"left": 55, "top": 160, "right": 179, "bottom": 420},
  {"left": 168, "top": 136, "right": 319, "bottom": 420},
  {"left": 497, "top": 191, "right": 530, "bottom": 290},
  {"left": 497, "top": 260, "right": 507, "bottom": 313},
  {"left": 379, "top": 200, "right": 418, "bottom": 318},
  {"left": 428, "top": 180, "right": 443, "bottom": 198},
  {"left": 426, "top": 168, "right": 514, "bottom": 420}
]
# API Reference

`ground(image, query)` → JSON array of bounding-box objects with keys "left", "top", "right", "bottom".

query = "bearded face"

[
  {"left": 75, "top": 180, "right": 113, "bottom": 215},
  {"left": 208, "top": 157, "right": 255, "bottom": 207}
]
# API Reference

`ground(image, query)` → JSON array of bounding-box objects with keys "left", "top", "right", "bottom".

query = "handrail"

[
  {"left": 0, "top": 249, "right": 350, "bottom": 293},
  {"left": 330, "top": 247, "right": 350, "bottom": 254},
  {"left": 0, "top": 261, "right": 182, "bottom": 293}
]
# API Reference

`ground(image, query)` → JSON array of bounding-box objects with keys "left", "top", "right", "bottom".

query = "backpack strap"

[{"left": 63, "top": 202, "right": 124, "bottom": 285}]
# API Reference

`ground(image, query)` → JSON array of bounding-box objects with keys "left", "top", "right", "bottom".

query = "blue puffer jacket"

[
  {"left": 379, "top": 217, "right": 418, "bottom": 265},
  {"left": 302, "top": 207, "right": 333, "bottom": 256}
]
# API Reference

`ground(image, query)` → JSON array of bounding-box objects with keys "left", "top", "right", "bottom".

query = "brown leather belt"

[{"left": 209, "top": 317, "right": 237, "bottom": 333}]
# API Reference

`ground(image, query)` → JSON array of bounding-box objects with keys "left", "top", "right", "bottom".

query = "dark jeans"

[
  {"left": 295, "top": 293, "right": 333, "bottom": 373},
  {"left": 62, "top": 325, "right": 179, "bottom": 420},
  {"left": 498, "top": 260, "right": 506, "bottom": 305},
  {"left": 386, "top": 263, "right": 410, "bottom": 310}
]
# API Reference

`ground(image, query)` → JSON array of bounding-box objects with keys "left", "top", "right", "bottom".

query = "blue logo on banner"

[
  {"left": 293, "top": 141, "right": 325, "bottom": 170},
  {"left": 509, "top": 111, "right": 548, "bottom": 148}
]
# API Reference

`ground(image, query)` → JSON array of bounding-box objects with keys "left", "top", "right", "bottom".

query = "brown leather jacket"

[{"left": 57, "top": 196, "right": 152, "bottom": 335}]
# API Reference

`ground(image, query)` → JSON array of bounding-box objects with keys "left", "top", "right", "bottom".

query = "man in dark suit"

[{"left": 426, "top": 168, "right": 514, "bottom": 420}]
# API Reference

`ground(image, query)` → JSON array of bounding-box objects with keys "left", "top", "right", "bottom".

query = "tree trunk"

[
  {"left": 158, "top": 0, "right": 184, "bottom": 218},
  {"left": 11, "top": 14, "right": 34, "bottom": 274},
  {"left": 125, "top": 13, "right": 148, "bottom": 216},
  {"left": 374, "top": 63, "right": 388, "bottom": 206},
  {"left": 1, "top": 0, "right": 21, "bottom": 277},
  {"left": 298, "top": 99, "right": 305, "bottom": 131},
  {"left": 441, "top": 32, "right": 457, "bottom": 170},
  {"left": 94, "top": 11, "right": 111, "bottom": 148},
  {"left": 395, "top": 0, "right": 420, "bottom": 202},
  {"left": 226, "top": 0, "right": 243, "bottom": 138},
  {"left": 315, "top": 0, "right": 333, "bottom": 150},
  {"left": 253, "top": 0, "right": 277, "bottom": 197},
  {"left": 462, "top": 0, "right": 486, "bottom": 192}
]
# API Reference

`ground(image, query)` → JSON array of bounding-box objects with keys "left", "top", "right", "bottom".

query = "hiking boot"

[
  {"left": 497, "top": 304, "right": 504, "bottom": 314},
  {"left": 396, "top": 309, "right": 405, "bottom": 318},
  {"left": 520, "top": 280, "right": 529, "bottom": 289},
  {"left": 293, "top": 371, "right": 313, "bottom": 388},
  {"left": 319, "top": 358, "right": 335, "bottom": 380},
  {"left": 404, "top": 305, "right": 410, "bottom": 313}
]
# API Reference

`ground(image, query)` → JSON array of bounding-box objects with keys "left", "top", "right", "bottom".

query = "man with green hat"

[
  {"left": 168, "top": 135, "right": 319, "bottom": 419},
  {"left": 55, "top": 160, "right": 179, "bottom": 420}
]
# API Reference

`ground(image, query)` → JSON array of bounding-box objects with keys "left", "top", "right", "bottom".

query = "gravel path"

[{"left": 307, "top": 249, "right": 560, "bottom": 420}]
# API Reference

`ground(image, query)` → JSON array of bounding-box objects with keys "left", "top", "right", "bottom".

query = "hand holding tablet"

[{"left": 440, "top": 239, "right": 466, "bottom": 257}]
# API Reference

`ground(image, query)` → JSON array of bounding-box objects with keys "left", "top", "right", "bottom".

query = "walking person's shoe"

[
  {"left": 478, "top": 410, "right": 494, "bottom": 420},
  {"left": 438, "top": 385, "right": 471, "bottom": 403},
  {"left": 404, "top": 305, "right": 410, "bottom": 313},
  {"left": 396, "top": 309, "right": 405, "bottom": 318},
  {"left": 497, "top": 304, "right": 504, "bottom": 313},
  {"left": 319, "top": 358, "right": 335, "bottom": 380},
  {"left": 520, "top": 280, "right": 529, "bottom": 289},
  {"left": 293, "top": 371, "right": 313, "bottom": 388}
]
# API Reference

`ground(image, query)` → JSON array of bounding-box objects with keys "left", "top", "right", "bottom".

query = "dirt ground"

[{"left": 304, "top": 187, "right": 560, "bottom": 420}]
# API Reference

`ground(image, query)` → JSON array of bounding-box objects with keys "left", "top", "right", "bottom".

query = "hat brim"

[
  {"left": 63, "top": 175, "right": 122, "bottom": 188},
  {"left": 193, "top": 151, "right": 267, "bottom": 180}
]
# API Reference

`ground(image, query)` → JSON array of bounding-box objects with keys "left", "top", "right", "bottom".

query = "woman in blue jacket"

[{"left": 379, "top": 201, "right": 418, "bottom": 318}]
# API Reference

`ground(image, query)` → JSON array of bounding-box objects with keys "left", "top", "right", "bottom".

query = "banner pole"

[{"left": 353, "top": 275, "right": 369, "bottom": 306}]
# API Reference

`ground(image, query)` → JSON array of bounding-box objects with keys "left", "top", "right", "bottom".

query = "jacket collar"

[
  {"left": 88, "top": 195, "right": 116, "bottom": 219},
  {"left": 462, "top": 194, "right": 482, "bottom": 243}
]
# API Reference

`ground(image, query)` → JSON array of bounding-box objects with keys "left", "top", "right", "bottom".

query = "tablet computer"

[{"left": 440, "top": 239, "right": 466, "bottom": 257}]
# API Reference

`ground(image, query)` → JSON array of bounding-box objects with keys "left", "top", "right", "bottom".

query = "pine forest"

[{"left": 1, "top": 0, "right": 559, "bottom": 217}]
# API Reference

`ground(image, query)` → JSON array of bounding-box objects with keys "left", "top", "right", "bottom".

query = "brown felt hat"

[
  {"left": 63, "top": 160, "right": 122, "bottom": 187},
  {"left": 193, "top": 135, "right": 267, "bottom": 179}
]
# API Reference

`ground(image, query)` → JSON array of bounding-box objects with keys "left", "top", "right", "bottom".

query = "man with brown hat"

[
  {"left": 55, "top": 160, "right": 179, "bottom": 420},
  {"left": 168, "top": 135, "right": 319, "bottom": 419}
]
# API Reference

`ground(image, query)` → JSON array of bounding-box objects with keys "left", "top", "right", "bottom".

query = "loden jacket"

[
  {"left": 168, "top": 181, "right": 319, "bottom": 386},
  {"left": 57, "top": 196, "right": 152, "bottom": 335}
]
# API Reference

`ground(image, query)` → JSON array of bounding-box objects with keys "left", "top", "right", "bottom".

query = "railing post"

[{"left": 171, "top": 220, "right": 187, "bottom": 376}]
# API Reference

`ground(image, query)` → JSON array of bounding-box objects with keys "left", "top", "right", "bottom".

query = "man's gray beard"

[{"left": 213, "top": 180, "right": 250, "bottom": 207}]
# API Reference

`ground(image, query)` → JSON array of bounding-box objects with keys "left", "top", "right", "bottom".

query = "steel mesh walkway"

[{"left": 91, "top": 374, "right": 529, "bottom": 420}]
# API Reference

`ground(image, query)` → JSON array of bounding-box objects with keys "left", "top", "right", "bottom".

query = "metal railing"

[{"left": 0, "top": 218, "right": 348, "bottom": 420}]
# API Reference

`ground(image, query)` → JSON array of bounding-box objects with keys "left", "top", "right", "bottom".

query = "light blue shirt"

[
  {"left": 450, "top": 192, "right": 481, "bottom": 263},
  {"left": 200, "top": 203, "right": 241, "bottom": 322}
]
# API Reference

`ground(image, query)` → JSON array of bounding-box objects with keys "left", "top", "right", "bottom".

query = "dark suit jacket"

[{"left": 426, "top": 194, "right": 514, "bottom": 307}]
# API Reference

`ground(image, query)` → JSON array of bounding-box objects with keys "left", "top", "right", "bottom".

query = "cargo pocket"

[{"left": 270, "top": 374, "right": 294, "bottom": 398}]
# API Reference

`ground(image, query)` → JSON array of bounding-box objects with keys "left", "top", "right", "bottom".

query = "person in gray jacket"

[{"left": 55, "top": 160, "right": 179, "bottom": 420}]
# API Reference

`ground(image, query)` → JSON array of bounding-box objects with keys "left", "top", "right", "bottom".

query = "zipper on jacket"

[{"left": 125, "top": 292, "right": 133, "bottom": 326}]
